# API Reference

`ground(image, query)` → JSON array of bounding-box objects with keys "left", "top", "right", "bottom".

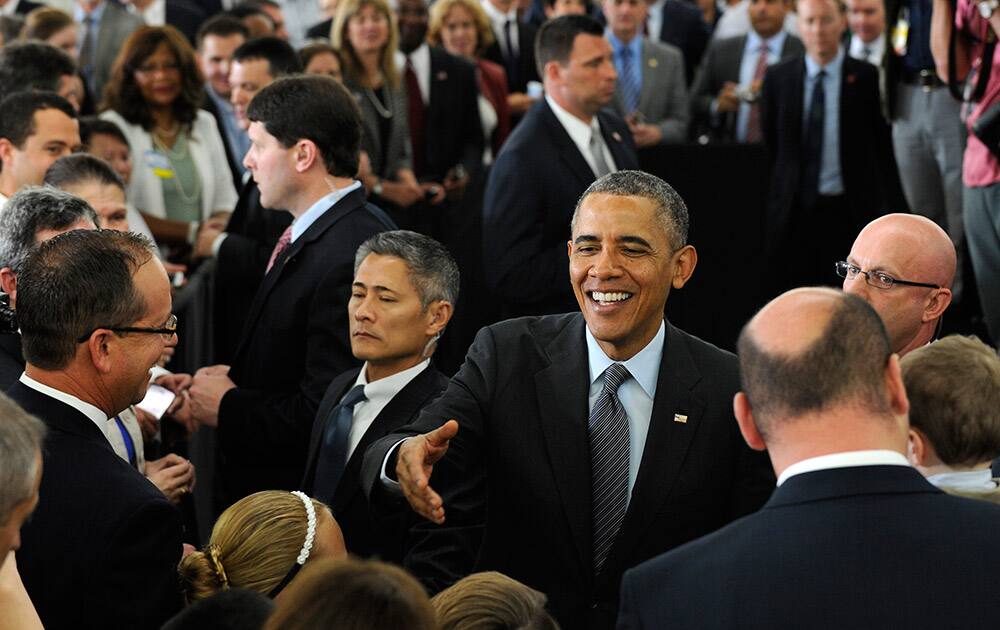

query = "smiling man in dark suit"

[
  {"left": 483, "top": 15, "right": 638, "bottom": 318},
  {"left": 301, "top": 230, "right": 455, "bottom": 563},
  {"left": 364, "top": 170, "right": 774, "bottom": 629},
  {"left": 183, "top": 76, "right": 395, "bottom": 509}
]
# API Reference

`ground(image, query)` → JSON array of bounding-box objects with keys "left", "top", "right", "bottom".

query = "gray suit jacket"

[
  {"left": 347, "top": 80, "right": 412, "bottom": 180},
  {"left": 609, "top": 38, "right": 690, "bottom": 144},
  {"left": 91, "top": 1, "right": 144, "bottom": 102},
  {"left": 689, "top": 33, "right": 803, "bottom": 141}
]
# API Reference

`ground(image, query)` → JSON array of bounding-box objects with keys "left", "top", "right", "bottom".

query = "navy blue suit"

[{"left": 618, "top": 465, "right": 1000, "bottom": 629}]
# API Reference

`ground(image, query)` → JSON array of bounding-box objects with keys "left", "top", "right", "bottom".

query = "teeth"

[{"left": 592, "top": 291, "right": 632, "bottom": 303}]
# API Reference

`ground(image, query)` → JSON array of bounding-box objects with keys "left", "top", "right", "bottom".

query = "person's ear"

[
  {"left": 885, "top": 353, "right": 909, "bottom": 417},
  {"left": 671, "top": 244, "right": 697, "bottom": 289},
  {"left": 85, "top": 330, "right": 116, "bottom": 375},
  {"left": 908, "top": 428, "right": 927, "bottom": 467},
  {"left": 424, "top": 300, "right": 454, "bottom": 336},
  {"left": 734, "top": 392, "right": 767, "bottom": 451},
  {"left": 293, "top": 140, "right": 319, "bottom": 173},
  {"left": 0, "top": 268, "right": 16, "bottom": 306},
  {"left": 922, "top": 287, "right": 952, "bottom": 323},
  {"left": 0, "top": 138, "right": 15, "bottom": 167}
]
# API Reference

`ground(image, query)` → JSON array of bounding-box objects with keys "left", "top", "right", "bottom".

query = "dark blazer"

[
  {"left": 216, "top": 187, "right": 395, "bottom": 508},
  {"left": 362, "top": 314, "right": 775, "bottom": 629},
  {"left": 760, "top": 54, "right": 900, "bottom": 247},
  {"left": 483, "top": 21, "right": 539, "bottom": 95},
  {"left": 165, "top": 0, "right": 207, "bottom": 44},
  {"left": 656, "top": 0, "right": 710, "bottom": 86},
  {"left": 306, "top": 17, "right": 332, "bottom": 40},
  {"left": 618, "top": 465, "right": 1000, "bottom": 629},
  {"left": 301, "top": 363, "right": 449, "bottom": 562},
  {"left": 482, "top": 100, "right": 638, "bottom": 317},
  {"left": 10, "top": 382, "right": 183, "bottom": 630},
  {"left": 690, "top": 33, "right": 804, "bottom": 141},
  {"left": 12, "top": 0, "right": 43, "bottom": 14},
  {"left": 0, "top": 332, "right": 24, "bottom": 390},
  {"left": 200, "top": 88, "right": 244, "bottom": 192},
  {"left": 213, "top": 178, "right": 292, "bottom": 363}
]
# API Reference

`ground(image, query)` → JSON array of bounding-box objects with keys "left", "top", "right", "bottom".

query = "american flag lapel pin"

[
  {"left": 612, "top": 131, "right": 622, "bottom": 142},
  {"left": 437, "top": 70, "right": 448, "bottom": 81},
  {"left": 673, "top": 413, "right": 688, "bottom": 424}
]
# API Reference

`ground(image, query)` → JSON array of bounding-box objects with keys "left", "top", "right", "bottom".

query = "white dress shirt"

[
  {"left": 346, "top": 359, "right": 431, "bottom": 459},
  {"left": 481, "top": 0, "right": 520, "bottom": 57},
  {"left": 128, "top": 0, "right": 165, "bottom": 26},
  {"left": 0, "top": 0, "right": 22, "bottom": 16},
  {"left": 395, "top": 44, "right": 431, "bottom": 105},
  {"left": 733, "top": 29, "right": 787, "bottom": 141},
  {"left": 926, "top": 469, "right": 998, "bottom": 492},
  {"left": 19, "top": 373, "right": 110, "bottom": 442},
  {"left": 545, "top": 94, "right": 618, "bottom": 178},
  {"left": 849, "top": 33, "right": 886, "bottom": 66},
  {"left": 777, "top": 449, "right": 910, "bottom": 486}
]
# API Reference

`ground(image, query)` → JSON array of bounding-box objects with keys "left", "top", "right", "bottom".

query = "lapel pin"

[
  {"left": 673, "top": 413, "right": 688, "bottom": 424},
  {"left": 846, "top": 74, "right": 856, "bottom": 84},
  {"left": 437, "top": 70, "right": 448, "bottom": 81},
  {"left": 648, "top": 57, "right": 658, "bottom": 68},
  {"left": 612, "top": 131, "right": 622, "bottom": 142}
]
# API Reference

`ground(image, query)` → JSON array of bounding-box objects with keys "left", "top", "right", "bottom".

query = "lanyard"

[{"left": 114, "top": 416, "right": 138, "bottom": 469}]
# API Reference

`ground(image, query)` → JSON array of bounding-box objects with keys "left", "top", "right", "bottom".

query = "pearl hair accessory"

[{"left": 291, "top": 490, "right": 316, "bottom": 565}]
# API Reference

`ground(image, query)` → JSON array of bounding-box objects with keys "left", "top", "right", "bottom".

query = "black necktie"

[
  {"left": 312, "top": 384, "right": 367, "bottom": 502},
  {"left": 590, "top": 363, "right": 631, "bottom": 574},
  {"left": 800, "top": 69, "right": 826, "bottom": 209},
  {"left": 503, "top": 19, "right": 520, "bottom": 90}
]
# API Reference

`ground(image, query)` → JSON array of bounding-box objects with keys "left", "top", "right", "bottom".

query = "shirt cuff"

[
  {"left": 379, "top": 438, "right": 409, "bottom": 494},
  {"left": 211, "top": 232, "right": 228, "bottom": 258}
]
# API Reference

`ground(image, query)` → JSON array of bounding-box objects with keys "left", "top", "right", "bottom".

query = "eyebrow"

[
  {"left": 352, "top": 282, "right": 398, "bottom": 293},
  {"left": 573, "top": 234, "right": 653, "bottom": 248}
]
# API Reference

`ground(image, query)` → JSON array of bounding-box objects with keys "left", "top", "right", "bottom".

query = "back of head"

[
  {"left": 246, "top": 75, "right": 362, "bottom": 177},
  {"left": 161, "top": 588, "right": 275, "bottom": 630},
  {"left": 432, "top": 571, "right": 560, "bottom": 630},
  {"left": 264, "top": 558, "right": 436, "bottom": 630},
  {"left": 16, "top": 229, "right": 152, "bottom": 371},
  {"left": 178, "top": 490, "right": 325, "bottom": 602},
  {"left": 0, "top": 41, "right": 76, "bottom": 104},
  {"left": 354, "top": 230, "right": 461, "bottom": 307},
  {"left": 196, "top": 14, "right": 251, "bottom": 50},
  {"left": 233, "top": 36, "right": 302, "bottom": 77},
  {"left": 43, "top": 153, "right": 125, "bottom": 193},
  {"left": 902, "top": 335, "right": 1000, "bottom": 467},
  {"left": 78, "top": 116, "right": 130, "bottom": 150},
  {"left": 535, "top": 14, "right": 604, "bottom": 78},
  {"left": 0, "top": 187, "right": 97, "bottom": 274},
  {"left": 21, "top": 7, "right": 75, "bottom": 43},
  {"left": 737, "top": 289, "right": 894, "bottom": 438},
  {"left": 0, "top": 393, "right": 45, "bottom": 529}
]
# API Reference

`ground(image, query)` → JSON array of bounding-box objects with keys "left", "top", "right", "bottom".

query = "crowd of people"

[{"left": 0, "top": 0, "right": 998, "bottom": 628}]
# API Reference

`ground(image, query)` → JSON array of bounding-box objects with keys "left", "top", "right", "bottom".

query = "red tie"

[
  {"left": 404, "top": 57, "right": 427, "bottom": 177},
  {"left": 265, "top": 225, "right": 293, "bottom": 274},
  {"left": 745, "top": 46, "right": 769, "bottom": 144}
]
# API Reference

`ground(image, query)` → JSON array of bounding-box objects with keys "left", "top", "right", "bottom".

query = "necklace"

[
  {"left": 152, "top": 132, "right": 202, "bottom": 206},
  {"left": 363, "top": 85, "right": 393, "bottom": 119}
]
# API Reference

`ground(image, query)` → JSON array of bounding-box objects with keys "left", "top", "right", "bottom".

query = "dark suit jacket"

[
  {"left": 165, "top": 0, "right": 206, "bottom": 43},
  {"left": 0, "top": 332, "right": 24, "bottom": 391},
  {"left": 482, "top": 100, "right": 638, "bottom": 317},
  {"left": 10, "top": 382, "right": 183, "bottom": 630},
  {"left": 12, "top": 0, "right": 43, "bottom": 14},
  {"left": 301, "top": 363, "right": 449, "bottom": 562},
  {"left": 690, "top": 33, "right": 804, "bottom": 141},
  {"left": 306, "top": 17, "right": 332, "bottom": 40},
  {"left": 213, "top": 178, "right": 292, "bottom": 363},
  {"left": 656, "top": 0, "right": 710, "bottom": 86},
  {"left": 362, "top": 314, "right": 775, "bottom": 629},
  {"left": 760, "top": 54, "right": 900, "bottom": 247},
  {"left": 217, "top": 187, "right": 395, "bottom": 508},
  {"left": 618, "top": 465, "right": 1000, "bottom": 628},
  {"left": 201, "top": 88, "right": 244, "bottom": 192},
  {"left": 483, "top": 21, "right": 539, "bottom": 95}
]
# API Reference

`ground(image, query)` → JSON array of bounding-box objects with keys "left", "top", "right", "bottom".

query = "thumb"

[{"left": 427, "top": 419, "right": 459, "bottom": 448}]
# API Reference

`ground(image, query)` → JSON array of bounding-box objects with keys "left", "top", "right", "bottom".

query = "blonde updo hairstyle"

[{"left": 178, "top": 490, "right": 325, "bottom": 603}]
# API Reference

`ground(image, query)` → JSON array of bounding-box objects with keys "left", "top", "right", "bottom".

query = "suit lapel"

[
  {"left": 607, "top": 322, "right": 706, "bottom": 566},
  {"left": 729, "top": 35, "right": 748, "bottom": 79},
  {"left": 534, "top": 315, "right": 593, "bottom": 578},
  {"left": 839, "top": 58, "right": 859, "bottom": 182},
  {"left": 598, "top": 112, "right": 634, "bottom": 171},
  {"left": 541, "top": 102, "right": 599, "bottom": 189}
]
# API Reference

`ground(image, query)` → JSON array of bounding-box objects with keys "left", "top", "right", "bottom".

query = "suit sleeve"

[
  {"left": 689, "top": 44, "right": 719, "bottom": 124},
  {"left": 96, "top": 498, "right": 182, "bottom": 629},
  {"left": 616, "top": 569, "right": 642, "bottom": 630},
  {"left": 656, "top": 48, "right": 691, "bottom": 143}
]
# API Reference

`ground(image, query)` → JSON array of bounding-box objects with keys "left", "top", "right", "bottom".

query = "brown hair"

[
  {"left": 427, "top": 0, "right": 495, "bottom": 57},
  {"left": 331, "top": 0, "right": 400, "bottom": 88},
  {"left": 178, "top": 491, "right": 327, "bottom": 603},
  {"left": 21, "top": 7, "right": 74, "bottom": 43},
  {"left": 264, "top": 558, "right": 437, "bottom": 630},
  {"left": 432, "top": 571, "right": 560, "bottom": 630},
  {"left": 902, "top": 335, "right": 1000, "bottom": 467},
  {"left": 100, "top": 25, "right": 204, "bottom": 130}
]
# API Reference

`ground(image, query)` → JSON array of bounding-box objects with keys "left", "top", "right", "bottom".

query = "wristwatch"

[{"left": 979, "top": 0, "right": 998, "bottom": 19}]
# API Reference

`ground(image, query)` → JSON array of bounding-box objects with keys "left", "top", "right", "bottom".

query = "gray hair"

[
  {"left": 0, "top": 393, "right": 45, "bottom": 526},
  {"left": 0, "top": 187, "right": 97, "bottom": 274},
  {"left": 353, "top": 230, "right": 460, "bottom": 308},
  {"left": 571, "top": 170, "right": 690, "bottom": 251}
]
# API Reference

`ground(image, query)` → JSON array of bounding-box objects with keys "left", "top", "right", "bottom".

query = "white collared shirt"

[
  {"left": 128, "top": 0, "right": 165, "bottom": 26},
  {"left": 395, "top": 44, "right": 431, "bottom": 106},
  {"left": 481, "top": 0, "right": 519, "bottom": 57},
  {"left": 290, "top": 180, "right": 363, "bottom": 243},
  {"left": 545, "top": 94, "right": 618, "bottom": 178},
  {"left": 19, "top": 372, "right": 110, "bottom": 442},
  {"left": 346, "top": 359, "right": 430, "bottom": 458},
  {"left": 849, "top": 33, "right": 886, "bottom": 66},
  {"left": 585, "top": 321, "right": 664, "bottom": 499},
  {"left": 777, "top": 449, "right": 910, "bottom": 486},
  {"left": 926, "top": 469, "right": 998, "bottom": 492},
  {"left": 647, "top": 0, "right": 665, "bottom": 42}
]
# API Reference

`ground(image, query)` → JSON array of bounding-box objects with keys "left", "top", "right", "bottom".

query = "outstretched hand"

[{"left": 396, "top": 419, "right": 459, "bottom": 525}]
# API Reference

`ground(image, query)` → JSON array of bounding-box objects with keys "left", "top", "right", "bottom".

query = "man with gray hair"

[
  {"left": 362, "top": 171, "right": 773, "bottom": 628},
  {"left": 618, "top": 288, "right": 1000, "bottom": 628},
  {"left": 0, "top": 187, "right": 97, "bottom": 389},
  {"left": 302, "top": 229, "right": 456, "bottom": 563},
  {"left": 0, "top": 394, "right": 45, "bottom": 563}
]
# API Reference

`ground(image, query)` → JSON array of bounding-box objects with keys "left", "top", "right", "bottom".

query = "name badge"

[
  {"left": 144, "top": 149, "right": 174, "bottom": 179},
  {"left": 892, "top": 8, "right": 910, "bottom": 57}
]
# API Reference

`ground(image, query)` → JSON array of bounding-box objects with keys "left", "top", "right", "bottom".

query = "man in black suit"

[
  {"left": 482, "top": 0, "right": 542, "bottom": 118},
  {"left": 301, "top": 230, "right": 455, "bottom": 562},
  {"left": 364, "top": 171, "right": 774, "bottom": 629},
  {"left": 646, "top": 0, "right": 710, "bottom": 85},
  {"left": 483, "top": 15, "right": 639, "bottom": 318},
  {"left": 690, "top": 0, "right": 802, "bottom": 142},
  {"left": 760, "top": 0, "right": 901, "bottom": 295},
  {"left": 184, "top": 76, "right": 395, "bottom": 509},
  {"left": 11, "top": 229, "right": 183, "bottom": 629},
  {"left": 618, "top": 287, "right": 1000, "bottom": 628}
]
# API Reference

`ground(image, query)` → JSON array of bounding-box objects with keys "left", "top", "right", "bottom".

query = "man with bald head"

[
  {"left": 839, "top": 213, "right": 956, "bottom": 356},
  {"left": 618, "top": 288, "right": 1000, "bottom": 629}
]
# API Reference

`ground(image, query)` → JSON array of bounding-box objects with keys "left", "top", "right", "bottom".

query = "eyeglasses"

[
  {"left": 77, "top": 314, "right": 177, "bottom": 343},
  {"left": 834, "top": 261, "right": 940, "bottom": 290}
]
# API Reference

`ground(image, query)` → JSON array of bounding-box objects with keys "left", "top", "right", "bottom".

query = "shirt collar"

[
  {"left": 74, "top": 0, "right": 107, "bottom": 23},
  {"left": 395, "top": 43, "right": 430, "bottom": 72},
  {"left": 805, "top": 45, "right": 845, "bottom": 78},
  {"left": 19, "top": 372, "right": 110, "bottom": 441},
  {"left": 290, "top": 180, "right": 362, "bottom": 243},
  {"left": 926, "top": 469, "right": 998, "bottom": 491},
  {"left": 585, "top": 320, "right": 664, "bottom": 400},
  {"left": 747, "top": 29, "right": 787, "bottom": 55},
  {"left": 352, "top": 359, "right": 431, "bottom": 407},
  {"left": 545, "top": 93, "right": 600, "bottom": 147},
  {"left": 606, "top": 30, "right": 643, "bottom": 54},
  {"left": 481, "top": 0, "right": 517, "bottom": 23},
  {"left": 777, "top": 449, "right": 910, "bottom": 486}
]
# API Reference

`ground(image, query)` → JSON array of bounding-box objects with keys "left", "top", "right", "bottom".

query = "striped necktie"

[{"left": 590, "top": 362, "right": 631, "bottom": 573}]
